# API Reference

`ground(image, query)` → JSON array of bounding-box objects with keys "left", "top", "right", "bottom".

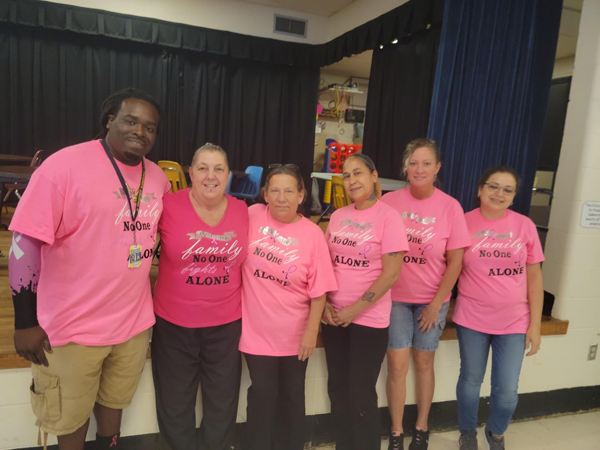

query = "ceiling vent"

[{"left": 274, "top": 15, "right": 307, "bottom": 38}]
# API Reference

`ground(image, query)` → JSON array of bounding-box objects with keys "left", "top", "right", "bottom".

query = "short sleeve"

[
  {"left": 381, "top": 209, "right": 409, "bottom": 254},
  {"left": 446, "top": 201, "right": 471, "bottom": 250},
  {"left": 324, "top": 210, "right": 338, "bottom": 244},
  {"left": 157, "top": 192, "right": 174, "bottom": 234},
  {"left": 9, "top": 171, "right": 66, "bottom": 245},
  {"left": 306, "top": 230, "right": 338, "bottom": 299},
  {"left": 526, "top": 218, "right": 545, "bottom": 264}
]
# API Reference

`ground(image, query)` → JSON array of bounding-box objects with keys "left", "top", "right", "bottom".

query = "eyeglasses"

[
  {"left": 268, "top": 163, "right": 300, "bottom": 172},
  {"left": 484, "top": 183, "right": 516, "bottom": 195}
]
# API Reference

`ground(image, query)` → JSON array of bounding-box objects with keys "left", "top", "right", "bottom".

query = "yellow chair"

[
  {"left": 316, "top": 175, "right": 352, "bottom": 225},
  {"left": 331, "top": 175, "right": 351, "bottom": 210},
  {"left": 158, "top": 160, "right": 188, "bottom": 192}
]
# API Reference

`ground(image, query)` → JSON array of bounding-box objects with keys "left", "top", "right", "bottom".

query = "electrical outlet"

[{"left": 588, "top": 344, "right": 598, "bottom": 361}]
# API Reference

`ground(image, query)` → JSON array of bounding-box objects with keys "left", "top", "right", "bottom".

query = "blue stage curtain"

[{"left": 427, "top": 0, "right": 563, "bottom": 215}]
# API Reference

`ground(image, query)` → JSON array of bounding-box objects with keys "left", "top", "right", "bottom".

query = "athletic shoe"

[
  {"left": 408, "top": 428, "right": 429, "bottom": 450},
  {"left": 485, "top": 427, "right": 505, "bottom": 450},
  {"left": 458, "top": 433, "right": 478, "bottom": 450},
  {"left": 389, "top": 432, "right": 404, "bottom": 450}
]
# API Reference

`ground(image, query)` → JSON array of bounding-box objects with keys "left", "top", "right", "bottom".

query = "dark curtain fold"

[
  {"left": 0, "top": 26, "right": 179, "bottom": 159},
  {"left": 427, "top": 0, "right": 563, "bottom": 215},
  {"left": 0, "top": 0, "right": 442, "bottom": 68},
  {"left": 181, "top": 54, "right": 319, "bottom": 190},
  {"left": 0, "top": 24, "right": 318, "bottom": 190},
  {"left": 362, "top": 25, "right": 441, "bottom": 179},
  {"left": 0, "top": 0, "right": 438, "bottom": 196}
]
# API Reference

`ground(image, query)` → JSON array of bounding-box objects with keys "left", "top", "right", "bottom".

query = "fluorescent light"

[
  {"left": 380, "top": 45, "right": 384, "bottom": 49},
  {"left": 392, "top": 39, "right": 398, "bottom": 44}
]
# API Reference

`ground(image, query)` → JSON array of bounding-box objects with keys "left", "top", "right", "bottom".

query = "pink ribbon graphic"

[
  {"left": 282, "top": 265, "right": 297, "bottom": 279},
  {"left": 110, "top": 436, "right": 118, "bottom": 447},
  {"left": 359, "top": 244, "right": 371, "bottom": 259},
  {"left": 515, "top": 252, "right": 524, "bottom": 266},
  {"left": 211, "top": 234, "right": 218, "bottom": 245},
  {"left": 420, "top": 244, "right": 433, "bottom": 255},
  {"left": 488, "top": 229, "right": 496, "bottom": 240},
  {"left": 223, "top": 260, "right": 237, "bottom": 274}
]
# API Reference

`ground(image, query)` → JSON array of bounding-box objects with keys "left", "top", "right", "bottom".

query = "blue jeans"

[{"left": 456, "top": 325, "right": 526, "bottom": 436}]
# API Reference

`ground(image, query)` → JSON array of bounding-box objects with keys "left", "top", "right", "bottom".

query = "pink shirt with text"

[
  {"left": 240, "top": 204, "right": 338, "bottom": 356},
  {"left": 153, "top": 190, "right": 248, "bottom": 328},
  {"left": 325, "top": 201, "right": 409, "bottom": 328},
  {"left": 382, "top": 187, "right": 471, "bottom": 304},
  {"left": 453, "top": 208, "right": 544, "bottom": 335},
  {"left": 9, "top": 140, "right": 171, "bottom": 346}
]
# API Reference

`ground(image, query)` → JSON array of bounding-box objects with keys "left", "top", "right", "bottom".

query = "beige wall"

[
  {"left": 44, "top": 0, "right": 411, "bottom": 45},
  {"left": 44, "top": 0, "right": 330, "bottom": 44},
  {"left": 553, "top": 56, "right": 575, "bottom": 79},
  {"left": 327, "top": 0, "right": 410, "bottom": 41}
]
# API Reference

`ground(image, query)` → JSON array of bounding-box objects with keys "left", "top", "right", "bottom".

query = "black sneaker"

[
  {"left": 408, "top": 428, "right": 429, "bottom": 450},
  {"left": 458, "top": 433, "right": 478, "bottom": 450},
  {"left": 388, "top": 432, "right": 404, "bottom": 450},
  {"left": 484, "top": 427, "right": 505, "bottom": 450}
]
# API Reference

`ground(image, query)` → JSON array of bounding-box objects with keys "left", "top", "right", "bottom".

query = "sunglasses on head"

[{"left": 268, "top": 163, "right": 300, "bottom": 172}]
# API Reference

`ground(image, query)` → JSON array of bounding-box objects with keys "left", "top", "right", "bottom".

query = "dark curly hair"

[{"left": 98, "top": 88, "right": 164, "bottom": 138}]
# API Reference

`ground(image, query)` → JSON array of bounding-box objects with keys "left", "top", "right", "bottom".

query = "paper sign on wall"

[{"left": 581, "top": 202, "right": 600, "bottom": 228}]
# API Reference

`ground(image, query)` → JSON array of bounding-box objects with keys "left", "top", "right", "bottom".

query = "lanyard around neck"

[{"left": 101, "top": 139, "right": 145, "bottom": 223}]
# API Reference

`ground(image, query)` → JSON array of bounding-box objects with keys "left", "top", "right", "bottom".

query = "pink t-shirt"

[
  {"left": 9, "top": 140, "right": 171, "bottom": 346},
  {"left": 153, "top": 190, "right": 248, "bottom": 328},
  {"left": 453, "top": 208, "right": 545, "bottom": 334},
  {"left": 325, "top": 201, "right": 409, "bottom": 328},
  {"left": 381, "top": 187, "right": 471, "bottom": 304},
  {"left": 239, "top": 204, "right": 338, "bottom": 356}
]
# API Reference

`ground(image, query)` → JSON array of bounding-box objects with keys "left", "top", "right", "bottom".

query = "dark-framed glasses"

[
  {"left": 484, "top": 183, "right": 516, "bottom": 195},
  {"left": 268, "top": 163, "right": 300, "bottom": 172}
]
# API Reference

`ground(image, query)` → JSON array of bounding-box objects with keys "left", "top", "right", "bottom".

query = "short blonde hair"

[
  {"left": 402, "top": 138, "right": 440, "bottom": 176},
  {"left": 191, "top": 143, "right": 229, "bottom": 169}
]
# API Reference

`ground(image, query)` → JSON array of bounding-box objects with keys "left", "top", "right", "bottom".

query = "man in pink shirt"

[{"left": 8, "top": 88, "right": 171, "bottom": 450}]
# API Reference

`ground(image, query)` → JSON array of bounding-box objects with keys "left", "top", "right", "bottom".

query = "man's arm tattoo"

[
  {"left": 387, "top": 252, "right": 401, "bottom": 257},
  {"left": 361, "top": 291, "right": 376, "bottom": 302}
]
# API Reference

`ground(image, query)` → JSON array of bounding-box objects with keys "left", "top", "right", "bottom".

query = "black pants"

[
  {"left": 151, "top": 315, "right": 242, "bottom": 450},
  {"left": 243, "top": 354, "right": 308, "bottom": 450},
  {"left": 322, "top": 323, "right": 389, "bottom": 450}
]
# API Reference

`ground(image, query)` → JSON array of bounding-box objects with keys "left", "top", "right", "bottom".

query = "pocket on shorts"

[
  {"left": 437, "top": 302, "right": 450, "bottom": 330},
  {"left": 30, "top": 371, "right": 61, "bottom": 423}
]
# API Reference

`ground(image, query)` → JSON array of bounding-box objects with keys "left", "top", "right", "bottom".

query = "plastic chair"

[
  {"left": 225, "top": 172, "right": 233, "bottom": 194},
  {"left": 331, "top": 175, "right": 351, "bottom": 209},
  {"left": 158, "top": 160, "right": 188, "bottom": 192},
  {"left": 229, "top": 166, "right": 263, "bottom": 200},
  {"left": 316, "top": 175, "right": 351, "bottom": 225},
  {"left": 3, "top": 150, "right": 44, "bottom": 204}
]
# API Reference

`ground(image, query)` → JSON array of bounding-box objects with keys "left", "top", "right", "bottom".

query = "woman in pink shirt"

[
  {"left": 151, "top": 144, "right": 249, "bottom": 450},
  {"left": 381, "top": 139, "right": 470, "bottom": 450},
  {"left": 323, "top": 153, "right": 409, "bottom": 450},
  {"left": 240, "top": 164, "right": 338, "bottom": 450},
  {"left": 453, "top": 167, "right": 544, "bottom": 450}
]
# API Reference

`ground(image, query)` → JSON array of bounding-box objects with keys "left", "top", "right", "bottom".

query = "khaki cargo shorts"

[{"left": 30, "top": 328, "right": 151, "bottom": 436}]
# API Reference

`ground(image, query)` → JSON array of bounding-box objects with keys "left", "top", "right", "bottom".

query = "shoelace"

[
  {"left": 391, "top": 435, "right": 402, "bottom": 449},
  {"left": 414, "top": 430, "right": 427, "bottom": 445},
  {"left": 460, "top": 434, "right": 477, "bottom": 447}
]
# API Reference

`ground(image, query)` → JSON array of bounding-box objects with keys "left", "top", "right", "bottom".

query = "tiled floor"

[{"left": 314, "top": 410, "right": 600, "bottom": 449}]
